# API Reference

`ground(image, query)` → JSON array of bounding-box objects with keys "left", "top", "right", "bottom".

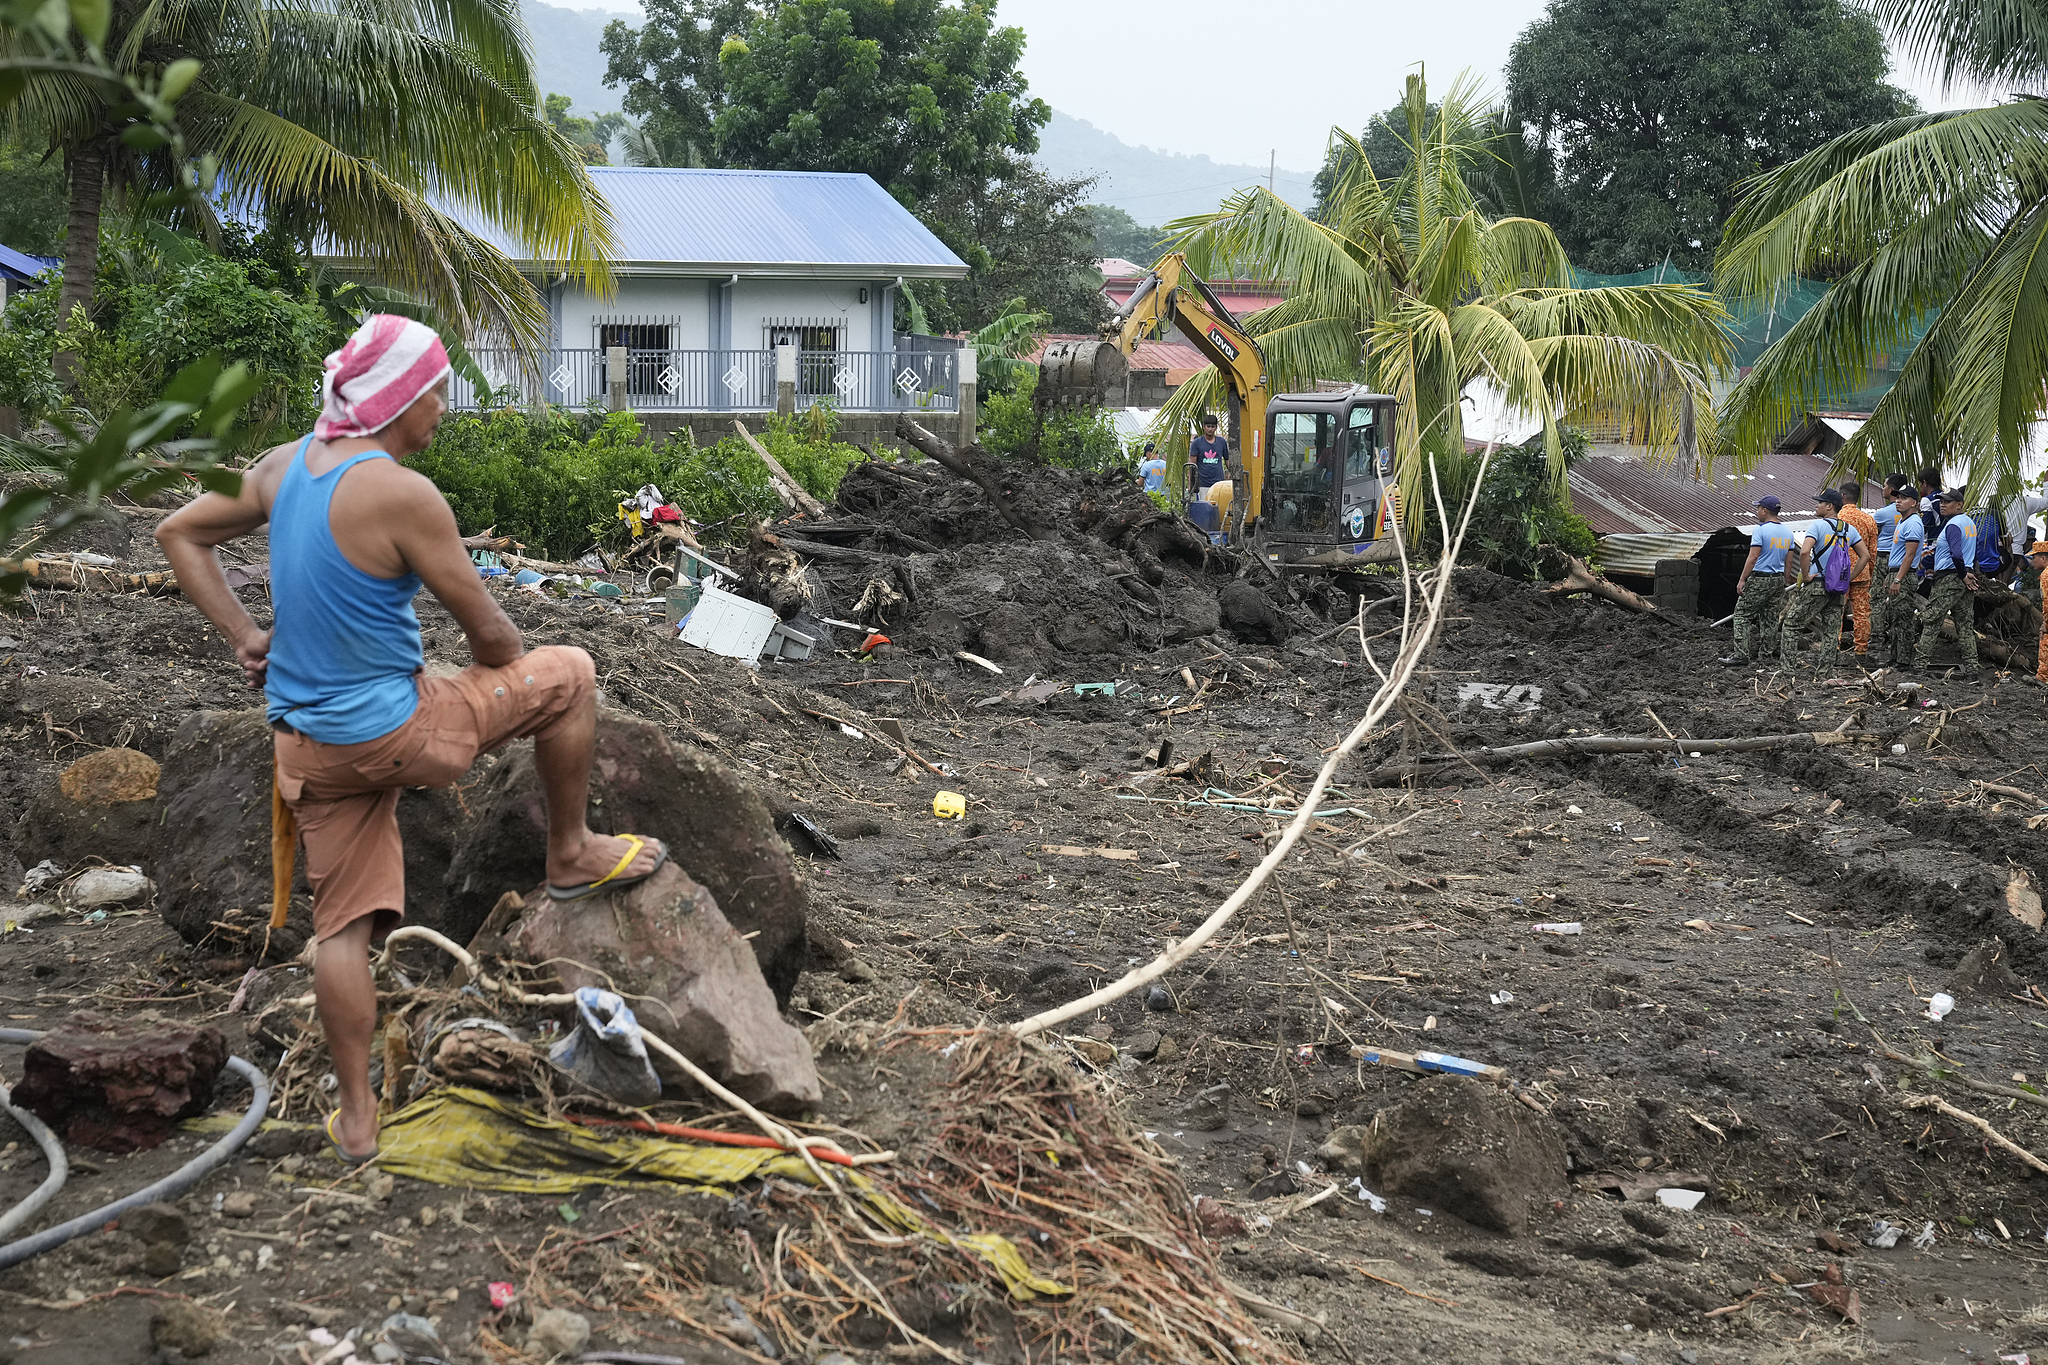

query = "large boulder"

[
  {"left": 516, "top": 862, "right": 821, "bottom": 1113},
  {"left": 153, "top": 709, "right": 462, "bottom": 957},
  {"left": 1353, "top": 1077, "right": 1567, "bottom": 1234},
  {"left": 14, "top": 1011, "right": 228, "bottom": 1151},
  {"left": 447, "top": 711, "right": 808, "bottom": 1002},
  {"left": 15, "top": 747, "right": 161, "bottom": 870}
]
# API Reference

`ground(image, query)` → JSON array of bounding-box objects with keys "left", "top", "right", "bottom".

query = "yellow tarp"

[{"left": 207, "top": 1088, "right": 1069, "bottom": 1301}]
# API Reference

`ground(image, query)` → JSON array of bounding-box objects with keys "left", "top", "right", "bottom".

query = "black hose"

[{"left": 0, "top": 1028, "right": 272, "bottom": 1269}]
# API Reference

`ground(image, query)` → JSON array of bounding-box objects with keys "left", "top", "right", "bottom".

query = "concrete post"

[
  {"left": 956, "top": 345, "right": 978, "bottom": 447},
  {"left": 605, "top": 345, "right": 627, "bottom": 411},
  {"left": 775, "top": 343, "right": 797, "bottom": 417}
]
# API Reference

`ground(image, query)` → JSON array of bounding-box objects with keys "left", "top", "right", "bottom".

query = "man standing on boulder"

[{"left": 155, "top": 315, "right": 665, "bottom": 1163}]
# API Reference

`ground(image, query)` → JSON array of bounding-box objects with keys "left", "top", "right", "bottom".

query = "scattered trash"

[
  {"left": 1926, "top": 992, "right": 1954, "bottom": 1021},
  {"left": 955, "top": 650, "right": 1004, "bottom": 674},
  {"left": 1348, "top": 1044, "right": 1505, "bottom": 1082},
  {"left": 486, "top": 1282, "right": 516, "bottom": 1310},
  {"left": 547, "top": 987, "right": 661, "bottom": 1107},
  {"left": 1455, "top": 681, "right": 1543, "bottom": 713},
  {"left": 860, "top": 632, "right": 892, "bottom": 655},
  {"left": 1564, "top": 805, "right": 1584, "bottom": 817},
  {"left": 1891, "top": 743, "right": 1908, "bottom": 756},
  {"left": 1866, "top": 1219, "right": 1903, "bottom": 1248},
  {"left": 1074, "top": 682, "right": 1117, "bottom": 697},
  {"left": 1347, "top": 1179, "right": 1388, "bottom": 1212},
  {"left": 679, "top": 581, "right": 779, "bottom": 661},
  {"left": 1528, "top": 922, "right": 1582, "bottom": 935},
  {"left": 1489, "top": 991, "right": 1515, "bottom": 1006},
  {"left": 932, "top": 790, "right": 967, "bottom": 819},
  {"left": 1911, "top": 1221, "right": 1937, "bottom": 1249},
  {"left": 838, "top": 724, "right": 864, "bottom": 739},
  {"left": 788, "top": 812, "right": 840, "bottom": 859},
  {"left": 20, "top": 859, "right": 62, "bottom": 895},
  {"left": 1655, "top": 1188, "right": 1707, "bottom": 1211}
]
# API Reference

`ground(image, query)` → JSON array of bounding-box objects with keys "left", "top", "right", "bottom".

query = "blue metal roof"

[
  {"left": 469, "top": 168, "right": 967, "bottom": 278},
  {"left": 0, "top": 242, "right": 59, "bottom": 282}
]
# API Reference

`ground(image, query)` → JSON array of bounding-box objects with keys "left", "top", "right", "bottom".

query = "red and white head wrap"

[{"left": 315, "top": 314, "right": 452, "bottom": 441}]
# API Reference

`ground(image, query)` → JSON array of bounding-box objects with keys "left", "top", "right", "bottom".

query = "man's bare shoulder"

[{"left": 348, "top": 457, "right": 455, "bottom": 523}]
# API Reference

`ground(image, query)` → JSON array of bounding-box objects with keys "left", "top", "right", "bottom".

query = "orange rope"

[{"left": 566, "top": 1113, "right": 856, "bottom": 1168}]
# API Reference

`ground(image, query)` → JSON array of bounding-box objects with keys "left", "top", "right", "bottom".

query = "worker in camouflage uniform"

[
  {"left": 1875, "top": 482, "right": 1926, "bottom": 665},
  {"left": 1780, "top": 489, "right": 1868, "bottom": 676},
  {"left": 1721, "top": 495, "right": 1796, "bottom": 667},
  {"left": 1911, "top": 489, "right": 1982, "bottom": 679}
]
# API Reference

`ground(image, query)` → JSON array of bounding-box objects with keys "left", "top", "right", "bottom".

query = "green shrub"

[
  {"left": 1432, "top": 427, "right": 1598, "bottom": 578},
  {"left": 979, "top": 369, "right": 1125, "bottom": 472},
  {"left": 414, "top": 404, "right": 870, "bottom": 560}
]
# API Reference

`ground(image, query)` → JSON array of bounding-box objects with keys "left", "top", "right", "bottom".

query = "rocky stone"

[
  {"left": 1316, "top": 1125, "right": 1371, "bottom": 1173},
  {"left": 1360, "top": 1077, "right": 1567, "bottom": 1234},
  {"left": 152, "top": 709, "right": 466, "bottom": 958},
  {"left": 150, "top": 1300, "right": 222, "bottom": 1357},
  {"left": 526, "top": 1307, "right": 591, "bottom": 1359},
  {"left": 15, "top": 748, "right": 161, "bottom": 869},
  {"left": 221, "top": 1192, "right": 257, "bottom": 1218},
  {"left": 1176, "top": 1082, "right": 1231, "bottom": 1132},
  {"left": 1219, "top": 580, "right": 1289, "bottom": 645},
  {"left": 141, "top": 1242, "right": 183, "bottom": 1277},
  {"left": 66, "top": 866, "right": 154, "bottom": 908},
  {"left": 13, "top": 1013, "right": 227, "bottom": 1151},
  {"left": 450, "top": 711, "right": 808, "bottom": 1002},
  {"left": 1123, "top": 1029, "right": 1161, "bottom": 1060},
  {"left": 517, "top": 861, "right": 821, "bottom": 1113},
  {"left": 124, "top": 1202, "right": 191, "bottom": 1246}
]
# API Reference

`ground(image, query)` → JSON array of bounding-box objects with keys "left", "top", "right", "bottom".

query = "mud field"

[{"left": 2, "top": 477, "right": 2047, "bottom": 1365}]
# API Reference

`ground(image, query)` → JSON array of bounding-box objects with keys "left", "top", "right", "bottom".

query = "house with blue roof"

[
  {"left": 428, "top": 166, "right": 971, "bottom": 423},
  {"left": 0, "top": 242, "right": 60, "bottom": 308}
]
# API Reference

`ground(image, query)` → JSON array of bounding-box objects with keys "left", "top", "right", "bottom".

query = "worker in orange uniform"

[{"left": 1837, "top": 480, "right": 1880, "bottom": 664}]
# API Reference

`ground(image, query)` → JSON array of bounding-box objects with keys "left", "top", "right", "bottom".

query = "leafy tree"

[
  {"left": 1161, "top": 71, "right": 1730, "bottom": 535},
  {"left": 545, "top": 94, "right": 627, "bottom": 167},
  {"left": 603, "top": 0, "right": 1046, "bottom": 211},
  {"left": 1081, "top": 203, "right": 1160, "bottom": 264},
  {"left": 2, "top": 0, "right": 615, "bottom": 349},
  {"left": 979, "top": 367, "right": 1122, "bottom": 472},
  {"left": 0, "top": 139, "right": 65, "bottom": 253},
  {"left": 1716, "top": 0, "right": 2048, "bottom": 495},
  {"left": 601, "top": 0, "right": 754, "bottom": 170},
  {"left": 1507, "top": 0, "right": 1915, "bottom": 272},
  {"left": 1310, "top": 99, "right": 1437, "bottom": 220},
  {"left": 915, "top": 160, "right": 1107, "bottom": 333}
]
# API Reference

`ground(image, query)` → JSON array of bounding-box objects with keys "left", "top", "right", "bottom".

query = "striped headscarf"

[{"left": 315, "top": 314, "right": 452, "bottom": 441}]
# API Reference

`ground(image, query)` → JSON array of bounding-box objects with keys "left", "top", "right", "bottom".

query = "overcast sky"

[
  {"left": 572, "top": 0, "right": 1985, "bottom": 169},
  {"left": 996, "top": 0, "right": 1979, "bottom": 169}
]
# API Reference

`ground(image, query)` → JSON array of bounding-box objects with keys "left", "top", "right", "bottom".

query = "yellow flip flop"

[
  {"left": 546, "top": 835, "right": 668, "bottom": 902},
  {"left": 325, "top": 1110, "right": 377, "bottom": 1164}
]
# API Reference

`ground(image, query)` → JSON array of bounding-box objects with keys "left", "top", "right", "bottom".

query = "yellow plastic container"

[
  {"left": 933, "top": 790, "right": 967, "bottom": 819},
  {"left": 1202, "top": 478, "right": 1235, "bottom": 520}
]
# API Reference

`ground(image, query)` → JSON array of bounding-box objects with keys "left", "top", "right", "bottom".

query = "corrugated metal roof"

[
  {"left": 0, "top": 243, "right": 57, "bottom": 280},
  {"left": 453, "top": 168, "right": 967, "bottom": 277},
  {"left": 1569, "top": 450, "right": 1841, "bottom": 535},
  {"left": 1595, "top": 532, "right": 1711, "bottom": 576}
]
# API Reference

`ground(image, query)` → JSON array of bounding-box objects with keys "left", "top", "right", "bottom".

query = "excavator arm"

[{"left": 1039, "top": 253, "right": 1271, "bottom": 520}]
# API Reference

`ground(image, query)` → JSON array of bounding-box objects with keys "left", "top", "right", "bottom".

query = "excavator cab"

[{"left": 1256, "top": 388, "right": 1401, "bottom": 570}]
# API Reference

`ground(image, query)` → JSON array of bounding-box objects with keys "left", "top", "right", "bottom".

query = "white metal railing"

[{"left": 449, "top": 348, "right": 961, "bottom": 413}]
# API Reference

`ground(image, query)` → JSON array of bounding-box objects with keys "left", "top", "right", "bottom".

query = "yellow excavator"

[{"left": 1039, "top": 253, "right": 1403, "bottom": 576}]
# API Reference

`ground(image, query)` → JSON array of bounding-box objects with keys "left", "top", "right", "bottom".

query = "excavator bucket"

[{"left": 1036, "top": 338, "right": 1129, "bottom": 408}]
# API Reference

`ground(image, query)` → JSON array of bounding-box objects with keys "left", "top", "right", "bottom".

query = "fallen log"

[
  {"left": 1545, "top": 553, "right": 1667, "bottom": 617},
  {"left": 1361, "top": 729, "right": 1883, "bottom": 786},
  {"left": 733, "top": 420, "right": 829, "bottom": 519},
  {"left": 2, "top": 557, "right": 179, "bottom": 595}
]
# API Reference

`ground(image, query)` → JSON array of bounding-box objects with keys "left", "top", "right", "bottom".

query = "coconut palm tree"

[
  {"left": 1715, "top": 0, "right": 2048, "bottom": 497},
  {"left": 5, "top": 0, "right": 614, "bottom": 351},
  {"left": 1160, "top": 71, "right": 1729, "bottom": 530}
]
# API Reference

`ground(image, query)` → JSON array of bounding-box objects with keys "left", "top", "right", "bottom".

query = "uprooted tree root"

[{"left": 489, "top": 1029, "right": 1307, "bottom": 1364}]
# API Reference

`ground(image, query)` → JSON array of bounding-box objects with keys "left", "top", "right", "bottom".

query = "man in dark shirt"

[{"left": 1188, "top": 414, "right": 1230, "bottom": 499}]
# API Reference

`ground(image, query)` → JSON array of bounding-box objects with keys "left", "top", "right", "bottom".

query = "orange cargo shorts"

[{"left": 273, "top": 645, "right": 595, "bottom": 942}]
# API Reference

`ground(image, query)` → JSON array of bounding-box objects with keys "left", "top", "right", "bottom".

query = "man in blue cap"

[
  {"left": 1721, "top": 494, "right": 1796, "bottom": 666},
  {"left": 1912, "top": 488, "right": 1982, "bottom": 679}
]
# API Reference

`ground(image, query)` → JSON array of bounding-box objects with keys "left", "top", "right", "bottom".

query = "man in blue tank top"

[{"left": 155, "top": 315, "right": 665, "bottom": 1162}]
